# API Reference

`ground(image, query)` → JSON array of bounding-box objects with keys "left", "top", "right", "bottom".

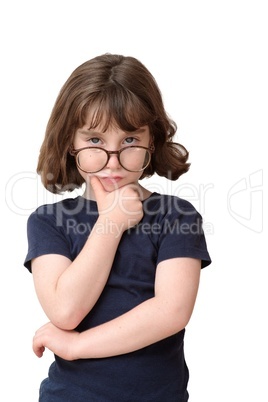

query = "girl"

[{"left": 25, "top": 53, "right": 211, "bottom": 402}]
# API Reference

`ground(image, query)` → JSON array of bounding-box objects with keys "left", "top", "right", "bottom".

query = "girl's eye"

[
  {"left": 89, "top": 137, "right": 101, "bottom": 145},
  {"left": 124, "top": 137, "right": 136, "bottom": 144}
]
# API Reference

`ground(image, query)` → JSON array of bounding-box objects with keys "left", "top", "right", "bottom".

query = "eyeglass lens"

[{"left": 76, "top": 147, "right": 150, "bottom": 173}]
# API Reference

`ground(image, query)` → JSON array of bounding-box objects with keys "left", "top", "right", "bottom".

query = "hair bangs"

[{"left": 84, "top": 86, "right": 155, "bottom": 133}]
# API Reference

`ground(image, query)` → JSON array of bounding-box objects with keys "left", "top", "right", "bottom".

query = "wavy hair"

[{"left": 37, "top": 53, "right": 190, "bottom": 193}]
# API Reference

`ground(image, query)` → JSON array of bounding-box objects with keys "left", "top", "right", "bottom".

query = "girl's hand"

[
  {"left": 33, "top": 322, "right": 80, "bottom": 361},
  {"left": 90, "top": 176, "right": 143, "bottom": 231}
]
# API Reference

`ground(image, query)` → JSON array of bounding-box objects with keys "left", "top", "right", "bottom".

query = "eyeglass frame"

[{"left": 69, "top": 145, "right": 154, "bottom": 173}]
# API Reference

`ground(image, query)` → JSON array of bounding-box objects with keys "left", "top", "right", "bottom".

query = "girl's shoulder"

[
  {"left": 30, "top": 196, "right": 97, "bottom": 219},
  {"left": 144, "top": 192, "right": 198, "bottom": 215}
]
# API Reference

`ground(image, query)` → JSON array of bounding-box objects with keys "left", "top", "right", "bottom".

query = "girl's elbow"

[
  {"left": 49, "top": 308, "right": 85, "bottom": 330},
  {"left": 169, "top": 309, "right": 193, "bottom": 334}
]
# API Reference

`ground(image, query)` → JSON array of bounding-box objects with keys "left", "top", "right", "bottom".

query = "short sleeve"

[
  {"left": 156, "top": 200, "right": 211, "bottom": 268},
  {"left": 24, "top": 206, "right": 72, "bottom": 272}
]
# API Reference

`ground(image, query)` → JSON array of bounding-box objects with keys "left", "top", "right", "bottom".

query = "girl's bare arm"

[
  {"left": 33, "top": 257, "right": 201, "bottom": 359},
  {"left": 32, "top": 177, "right": 143, "bottom": 330}
]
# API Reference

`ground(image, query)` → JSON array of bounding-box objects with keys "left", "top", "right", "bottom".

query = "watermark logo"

[
  {"left": 5, "top": 169, "right": 264, "bottom": 234},
  {"left": 227, "top": 169, "right": 263, "bottom": 233}
]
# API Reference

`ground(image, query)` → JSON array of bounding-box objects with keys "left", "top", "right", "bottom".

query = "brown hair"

[{"left": 37, "top": 53, "right": 190, "bottom": 193}]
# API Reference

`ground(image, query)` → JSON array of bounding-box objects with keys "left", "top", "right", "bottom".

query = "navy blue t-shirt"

[{"left": 24, "top": 193, "right": 211, "bottom": 402}]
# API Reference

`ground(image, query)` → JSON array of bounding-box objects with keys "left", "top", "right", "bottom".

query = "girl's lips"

[
  {"left": 102, "top": 175, "right": 122, "bottom": 179},
  {"left": 100, "top": 176, "right": 123, "bottom": 183}
]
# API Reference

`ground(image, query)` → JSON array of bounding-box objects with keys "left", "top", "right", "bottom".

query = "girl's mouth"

[{"left": 100, "top": 176, "right": 123, "bottom": 184}]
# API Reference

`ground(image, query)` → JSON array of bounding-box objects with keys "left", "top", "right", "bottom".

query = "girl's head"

[{"left": 37, "top": 53, "right": 190, "bottom": 193}]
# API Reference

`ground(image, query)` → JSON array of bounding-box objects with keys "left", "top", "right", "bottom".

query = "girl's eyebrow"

[
  {"left": 77, "top": 129, "right": 101, "bottom": 136},
  {"left": 77, "top": 127, "right": 146, "bottom": 136}
]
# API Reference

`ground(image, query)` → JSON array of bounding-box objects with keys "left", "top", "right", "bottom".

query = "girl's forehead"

[
  {"left": 82, "top": 109, "right": 149, "bottom": 135},
  {"left": 82, "top": 97, "right": 151, "bottom": 133},
  {"left": 82, "top": 109, "right": 118, "bottom": 132},
  {"left": 83, "top": 112, "right": 118, "bottom": 132},
  {"left": 79, "top": 122, "right": 149, "bottom": 137}
]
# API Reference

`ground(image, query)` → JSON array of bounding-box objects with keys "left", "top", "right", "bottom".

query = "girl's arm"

[
  {"left": 33, "top": 257, "right": 201, "bottom": 360},
  {"left": 32, "top": 177, "right": 143, "bottom": 330}
]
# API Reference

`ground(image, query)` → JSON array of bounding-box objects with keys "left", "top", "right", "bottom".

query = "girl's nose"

[{"left": 106, "top": 153, "right": 121, "bottom": 170}]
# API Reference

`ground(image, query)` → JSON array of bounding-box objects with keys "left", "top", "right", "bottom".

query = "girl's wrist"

[
  {"left": 94, "top": 216, "right": 126, "bottom": 238},
  {"left": 73, "top": 331, "right": 92, "bottom": 360}
]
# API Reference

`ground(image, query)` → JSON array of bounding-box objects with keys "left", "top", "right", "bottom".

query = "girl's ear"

[
  {"left": 149, "top": 141, "right": 155, "bottom": 153},
  {"left": 69, "top": 145, "right": 75, "bottom": 155}
]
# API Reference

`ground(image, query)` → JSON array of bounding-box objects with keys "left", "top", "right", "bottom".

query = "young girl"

[{"left": 25, "top": 53, "right": 211, "bottom": 402}]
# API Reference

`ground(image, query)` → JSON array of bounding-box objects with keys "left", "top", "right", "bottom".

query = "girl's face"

[{"left": 72, "top": 119, "right": 151, "bottom": 195}]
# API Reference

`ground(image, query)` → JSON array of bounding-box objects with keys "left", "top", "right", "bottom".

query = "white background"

[{"left": 1, "top": 0, "right": 267, "bottom": 401}]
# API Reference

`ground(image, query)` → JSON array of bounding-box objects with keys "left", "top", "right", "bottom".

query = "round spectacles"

[{"left": 70, "top": 146, "right": 153, "bottom": 173}]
